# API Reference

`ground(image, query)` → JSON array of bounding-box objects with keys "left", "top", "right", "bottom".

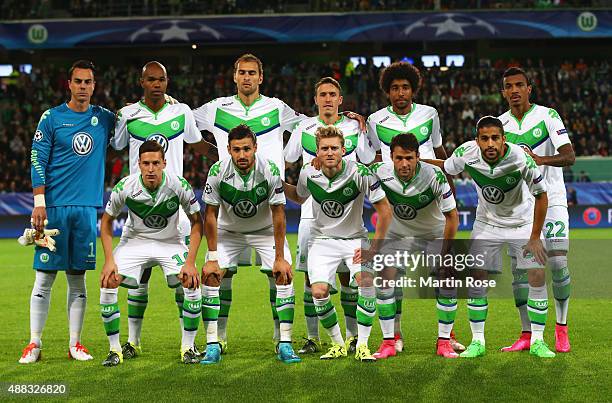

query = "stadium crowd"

[
  {"left": 0, "top": 57, "right": 610, "bottom": 193},
  {"left": 0, "top": 0, "right": 605, "bottom": 20}
]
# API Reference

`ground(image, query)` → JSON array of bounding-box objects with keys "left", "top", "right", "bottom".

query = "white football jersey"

[
  {"left": 371, "top": 161, "right": 455, "bottom": 238},
  {"left": 193, "top": 95, "right": 305, "bottom": 179},
  {"left": 203, "top": 153, "right": 285, "bottom": 233},
  {"left": 297, "top": 160, "right": 386, "bottom": 240},
  {"left": 444, "top": 141, "right": 547, "bottom": 228},
  {"left": 285, "top": 115, "right": 376, "bottom": 219},
  {"left": 106, "top": 173, "right": 200, "bottom": 240},
  {"left": 112, "top": 101, "right": 202, "bottom": 176},
  {"left": 367, "top": 103, "right": 442, "bottom": 162},
  {"left": 499, "top": 104, "right": 571, "bottom": 207}
]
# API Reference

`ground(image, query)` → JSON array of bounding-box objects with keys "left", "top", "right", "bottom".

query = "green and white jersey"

[
  {"left": 106, "top": 172, "right": 199, "bottom": 240},
  {"left": 204, "top": 153, "right": 285, "bottom": 233},
  {"left": 193, "top": 95, "right": 305, "bottom": 179},
  {"left": 366, "top": 103, "right": 442, "bottom": 162},
  {"left": 112, "top": 102, "right": 201, "bottom": 176},
  {"left": 499, "top": 104, "right": 571, "bottom": 208},
  {"left": 370, "top": 161, "right": 455, "bottom": 238},
  {"left": 297, "top": 160, "right": 386, "bottom": 240},
  {"left": 285, "top": 115, "right": 376, "bottom": 219},
  {"left": 444, "top": 141, "right": 547, "bottom": 228}
]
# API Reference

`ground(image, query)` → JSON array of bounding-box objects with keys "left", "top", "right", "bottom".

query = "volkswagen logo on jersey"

[
  {"left": 394, "top": 204, "right": 417, "bottom": 220},
  {"left": 482, "top": 185, "right": 504, "bottom": 204},
  {"left": 72, "top": 132, "right": 94, "bottom": 156},
  {"left": 233, "top": 199, "right": 257, "bottom": 218},
  {"left": 147, "top": 134, "right": 169, "bottom": 152},
  {"left": 321, "top": 200, "right": 344, "bottom": 218},
  {"left": 143, "top": 214, "right": 168, "bottom": 229}
]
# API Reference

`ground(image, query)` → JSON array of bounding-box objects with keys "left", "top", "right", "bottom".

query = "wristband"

[
  {"left": 208, "top": 251, "right": 218, "bottom": 261},
  {"left": 34, "top": 194, "right": 46, "bottom": 208}
]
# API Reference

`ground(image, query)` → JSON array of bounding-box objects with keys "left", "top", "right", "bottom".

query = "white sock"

[
  {"left": 202, "top": 285, "right": 220, "bottom": 344},
  {"left": 66, "top": 272, "right": 87, "bottom": 347},
  {"left": 30, "top": 270, "right": 57, "bottom": 347}
]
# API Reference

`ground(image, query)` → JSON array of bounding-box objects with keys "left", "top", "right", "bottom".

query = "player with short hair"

[
  {"left": 366, "top": 61, "right": 462, "bottom": 352},
  {"left": 111, "top": 61, "right": 215, "bottom": 359},
  {"left": 427, "top": 116, "right": 555, "bottom": 358},
  {"left": 19, "top": 60, "right": 116, "bottom": 364},
  {"left": 284, "top": 76, "right": 375, "bottom": 354},
  {"left": 200, "top": 124, "right": 300, "bottom": 365},
  {"left": 285, "top": 126, "right": 392, "bottom": 361},
  {"left": 498, "top": 67, "right": 575, "bottom": 353},
  {"left": 368, "top": 133, "right": 459, "bottom": 359},
  {"left": 99, "top": 140, "right": 203, "bottom": 366}
]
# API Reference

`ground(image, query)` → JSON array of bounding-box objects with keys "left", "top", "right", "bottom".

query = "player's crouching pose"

[
  {"left": 427, "top": 116, "right": 555, "bottom": 358},
  {"left": 99, "top": 141, "right": 204, "bottom": 366},
  {"left": 285, "top": 126, "right": 392, "bottom": 362},
  {"left": 369, "top": 133, "right": 459, "bottom": 359},
  {"left": 200, "top": 124, "right": 300, "bottom": 365}
]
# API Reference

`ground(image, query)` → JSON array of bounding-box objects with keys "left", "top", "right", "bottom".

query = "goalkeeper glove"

[{"left": 18, "top": 219, "right": 60, "bottom": 252}]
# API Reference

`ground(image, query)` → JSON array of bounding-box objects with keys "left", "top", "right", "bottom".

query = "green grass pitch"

[{"left": 1, "top": 230, "right": 611, "bottom": 402}]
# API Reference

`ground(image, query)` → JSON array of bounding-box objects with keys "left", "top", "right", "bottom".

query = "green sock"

[
  {"left": 275, "top": 283, "right": 295, "bottom": 342},
  {"left": 340, "top": 286, "right": 358, "bottom": 338},
  {"left": 436, "top": 296, "right": 457, "bottom": 339},
  {"left": 467, "top": 297, "right": 487, "bottom": 344}
]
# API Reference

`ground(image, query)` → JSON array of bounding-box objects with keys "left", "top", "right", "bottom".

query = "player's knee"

[
  {"left": 100, "top": 287, "right": 118, "bottom": 304},
  {"left": 129, "top": 283, "right": 149, "bottom": 296},
  {"left": 527, "top": 268, "right": 546, "bottom": 287},
  {"left": 203, "top": 273, "right": 221, "bottom": 287},
  {"left": 34, "top": 270, "right": 57, "bottom": 291},
  {"left": 549, "top": 255, "right": 568, "bottom": 272},
  {"left": 311, "top": 285, "right": 329, "bottom": 300}
]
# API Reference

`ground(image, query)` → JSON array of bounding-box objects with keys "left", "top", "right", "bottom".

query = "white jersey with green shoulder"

[
  {"left": 106, "top": 172, "right": 199, "bottom": 240},
  {"left": 112, "top": 101, "right": 201, "bottom": 176},
  {"left": 285, "top": 115, "right": 376, "bottom": 219},
  {"left": 203, "top": 153, "right": 285, "bottom": 233},
  {"left": 193, "top": 95, "right": 305, "bottom": 179},
  {"left": 366, "top": 103, "right": 442, "bottom": 162},
  {"left": 499, "top": 104, "right": 571, "bottom": 208},
  {"left": 444, "top": 141, "right": 547, "bottom": 228},
  {"left": 370, "top": 161, "right": 455, "bottom": 238},
  {"left": 297, "top": 160, "right": 386, "bottom": 239}
]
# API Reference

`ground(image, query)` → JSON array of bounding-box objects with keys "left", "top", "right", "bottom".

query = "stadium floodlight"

[
  {"left": 446, "top": 55, "right": 465, "bottom": 67},
  {"left": 372, "top": 56, "right": 391, "bottom": 68},
  {"left": 400, "top": 57, "right": 415, "bottom": 64},
  {"left": 0, "top": 64, "right": 13, "bottom": 77},
  {"left": 421, "top": 55, "right": 440, "bottom": 67},
  {"left": 19, "top": 64, "right": 32, "bottom": 74},
  {"left": 349, "top": 56, "right": 367, "bottom": 67}
]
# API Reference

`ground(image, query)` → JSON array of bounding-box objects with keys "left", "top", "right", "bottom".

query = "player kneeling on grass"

[
  {"left": 200, "top": 124, "right": 300, "bottom": 365},
  {"left": 99, "top": 140, "right": 204, "bottom": 366},
  {"left": 369, "top": 133, "right": 460, "bottom": 359},
  {"left": 285, "top": 126, "right": 392, "bottom": 362}
]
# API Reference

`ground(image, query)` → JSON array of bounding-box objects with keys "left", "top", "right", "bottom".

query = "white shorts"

[
  {"left": 296, "top": 219, "right": 348, "bottom": 273},
  {"left": 377, "top": 237, "right": 443, "bottom": 273},
  {"left": 543, "top": 205, "right": 569, "bottom": 252},
  {"left": 470, "top": 221, "right": 544, "bottom": 272},
  {"left": 114, "top": 237, "right": 188, "bottom": 289},
  {"left": 307, "top": 238, "right": 372, "bottom": 288},
  {"left": 217, "top": 228, "right": 291, "bottom": 273},
  {"left": 178, "top": 208, "right": 192, "bottom": 244}
]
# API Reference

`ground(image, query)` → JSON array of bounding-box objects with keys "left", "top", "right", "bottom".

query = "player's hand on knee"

[
  {"left": 272, "top": 257, "right": 292, "bottom": 285},
  {"left": 202, "top": 261, "right": 222, "bottom": 286},
  {"left": 179, "top": 263, "right": 200, "bottom": 289},
  {"left": 31, "top": 208, "right": 47, "bottom": 233},
  {"left": 523, "top": 239, "right": 547, "bottom": 266},
  {"left": 101, "top": 262, "right": 120, "bottom": 288},
  {"left": 353, "top": 247, "right": 375, "bottom": 264}
]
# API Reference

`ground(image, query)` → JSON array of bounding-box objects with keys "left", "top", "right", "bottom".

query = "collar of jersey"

[
  {"left": 64, "top": 102, "right": 92, "bottom": 114},
  {"left": 138, "top": 100, "right": 169, "bottom": 118},
  {"left": 394, "top": 161, "right": 420, "bottom": 191},
  {"left": 235, "top": 94, "right": 262, "bottom": 113},
  {"left": 323, "top": 160, "right": 346, "bottom": 186},
  {"left": 139, "top": 171, "right": 165, "bottom": 200},
  {"left": 508, "top": 103, "right": 535, "bottom": 130},
  {"left": 317, "top": 115, "right": 344, "bottom": 126},
  {"left": 481, "top": 144, "right": 511, "bottom": 170},
  {"left": 387, "top": 104, "right": 415, "bottom": 125}
]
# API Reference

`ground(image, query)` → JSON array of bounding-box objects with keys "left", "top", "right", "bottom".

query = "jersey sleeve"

[
  {"left": 105, "top": 178, "right": 128, "bottom": 217},
  {"left": 522, "top": 154, "right": 547, "bottom": 196},
  {"left": 177, "top": 176, "right": 201, "bottom": 215},
  {"left": 431, "top": 109, "right": 443, "bottom": 148},
  {"left": 296, "top": 167, "right": 311, "bottom": 199},
  {"left": 110, "top": 108, "right": 128, "bottom": 150},
  {"left": 356, "top": 131, "right": 376, "bottom": 164},
  {"left": 366, "top": 115, "right": 381, "bottom": 152},
  {"left": 356, "top": 164, "right": 386, "bottom": 204},
  {"left": 203, "top": 162, "right": 222, "bottom": 206},
  {"left": 443, "top": 146, "right": 467, "bottom": 176},
  {"left": 431, "top": 168, "right": 456, "bottom": 213},
  {"left": 183, "top": 106, "right": 203, "bottom": 144},
  {"left": 267, "top": 164, "right": 286, "bottom": 206},
  {"left": 193, "top": 101, "right": 214, "bottom": 132},
  {"left": 545, "top": 108, "right": 571, "bottom": 151},
  {"left": 279, "top": 100, "right": 306, "bottom": 132},
  {"left": 30, "top": 110, "right": 55, "bottom": 189},
  {"left": 284, "top": 123, "right": 303, "bottom": 163}
]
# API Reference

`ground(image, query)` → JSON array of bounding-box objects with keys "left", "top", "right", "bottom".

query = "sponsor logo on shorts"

[
  {"left": 143, "top": 214, "right": 168, "bottom": 229},
  {"left": 40, "top": 253, "right": 49, "bottom": 263},
  {"left": 321, "top": 200, "right": 344, "bottom": 218},
  {"left": 233, "top": 199, "right": 257, "bottom": 218},
  {"left": 482, "top": 185, "right": 504, "bottom": 204},
  {"left": 394, "top": 204, "right": 417, "bottom": 220}
]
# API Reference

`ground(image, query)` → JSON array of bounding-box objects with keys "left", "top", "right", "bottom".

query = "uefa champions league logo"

[
  {"left": 34, "top": 130, "right": 43, "bottom": 142},
  {"left": 72, "top": 132, "right": 94, "bottom": 156}
]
